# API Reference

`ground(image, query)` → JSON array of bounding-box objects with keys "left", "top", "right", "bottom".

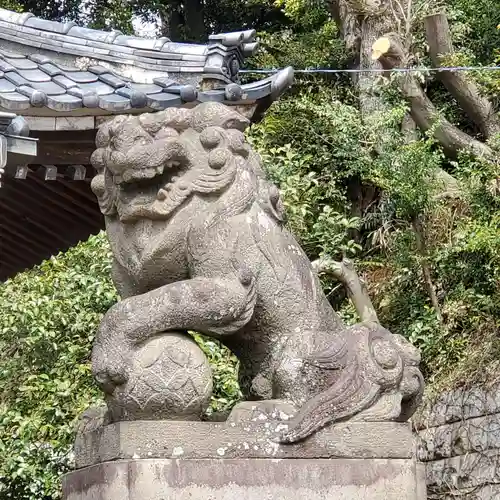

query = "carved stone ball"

[{"left": 106, "top": 332, "right": 213, "bottom": 421}]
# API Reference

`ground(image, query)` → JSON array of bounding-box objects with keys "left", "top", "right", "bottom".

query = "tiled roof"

[{"left": 0, "top": 8, "right": 293, "bottom": 116}]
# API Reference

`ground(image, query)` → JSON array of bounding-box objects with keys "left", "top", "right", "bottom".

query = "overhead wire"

[{"left": 240, "top": 66, "right": 500, "bottom": 74}]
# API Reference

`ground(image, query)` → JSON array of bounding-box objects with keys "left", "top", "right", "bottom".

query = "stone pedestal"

[{"left": 63, "top": 420, "right": 426, "bottom": 500}]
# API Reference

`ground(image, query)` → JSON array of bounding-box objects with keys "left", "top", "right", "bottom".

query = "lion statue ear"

[
  {"left": 189, "top": 102, "right": 250, "bottom": 132},
  {"left": 259, "top": 182, "right": 287, "bottom": 224}
]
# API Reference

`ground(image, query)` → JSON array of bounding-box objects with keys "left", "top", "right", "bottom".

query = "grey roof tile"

[
  {"left": 197, "top": 90, "right": 225, "bottom": 103},
  {"left": 0, "top": 48, "right": 25, "bottom": 59},
  {"left": 97, "top": 73, "right": 125, "bottom": 89},
  {"left": 128, "top": 83, "right": 163, "bottom": 94},
  {"left": 39, "top": 63, "right": 63, "bottom": 77},
  {"left": 161, "top": 42, "right": 207, "bottom": 56},
  {"left": 0, "top": 9, "right": 24, "bottom": 24},
  {"left": 242, "top": 42, "right": 259, "bottom": 57},
  {"left": 243, "top": 84, "right": 272, "bottom": 100},
  {"left": 0, "top": 25, "right": 41, "bottom": 49},
  {"left": 0, "top": 78, "right": 16, "bottom": 92},
  {"left": 0, "top": 91, "right": 30, "bottom": 110},
  {"left": 98, "top": 93, "right": 130, "bottom": 111},
  {"left": 179, "top": 66, "right": 203, "bottom": 73},
  {"left": 66, "top": 87, "right": 89, "bottom": 98},
  {"left": 180, "top": 85, "right": 197, "bottom": 102},
  {"left": 24, "top": 17, "right": 75, "bottom": 34},
  {"left": 224, "top": 83, "right": 243, "bottom": 101},
  {"left": 116, "top": 87, "right": 148, "bottom": 108},
  {"left": 52, "top": 75, "right": 78, "bottom": 90},
  {"left": 60, "top": 43, "right": 101, "bottom": 57},
  {"left": 64, "top": 71, "right": 99, "bottom": 84},
  {"left": 87, "top": 65, "right": 110, "bottom": 75},
  {"left": 17, "top": 68, "right": 51, "bottom": 82},
  {"left": 0, "top": 7, "right": 288, "bottom": 115},
  {"left": 46, "top": 93, "right": 82, "bottom": 111},
  {"left": 29, "top": 80, "right": 66, "bottom": 96},
  {"left": 82, "top": 93, "right": 99, "bottom": 108},
  {"left": 17, "top": 12, "right": 35, "bottom": 25},
  {"left": 4, "top": 71, "right": 29, "bottom": 86},
  {"left": 147, "top": 93, "right": 182, "bottom": 110},
  {"left": 0, "top": 60, "right": 15, "bottom": 72},
  {"left": 160, "top": 83, "right": 183, "bottom": 94},
  {"left": 17, "top": 85, "right": 47, "bottom": 107},
  {"left": 152, "top": 77, "right": 175, "bottom": 88},
  {"left": 28, "top": 54, "right": 52, "bottom": 64},
  {"left": 134, "top": 50, "right": 183, "bottom": 61},
  {"left": 76, "top": 81, "right": 115, "bottom": 96},
  {"left": 4, "top": 57, "right": 37, "bottom": 70},
  {"left": 66, "top": 87, "right": 99, "bottom": 107},
  {"left": 50, "top": 61, "right": 80, "bottom": 72},
  {"left": 113, "top": 35, "right": 167, "bottom": 51},
  {"left": 67, "top": 25, "right": 121, "bottom": 44}
]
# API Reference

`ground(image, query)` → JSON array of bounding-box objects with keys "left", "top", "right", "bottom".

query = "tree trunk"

[
  {"left": 425, "top": 13, "right": 500, "bottom": 139},
  {"left": 160, "top": 2, "right": 183, "bottom": 41},
  {"left": 183, "top": 0, "right": 206, "bottom": 42},
  {"left": 411, "top": 215, "right": 443, "bottom": 324}
]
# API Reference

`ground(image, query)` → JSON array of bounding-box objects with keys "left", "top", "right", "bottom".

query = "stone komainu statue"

[{"left": 89, "top": 102, "right": 423, "bottom": 443}]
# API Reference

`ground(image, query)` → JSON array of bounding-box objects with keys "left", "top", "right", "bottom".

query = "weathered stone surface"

[
  {"left": 89, "top": 101, "right": 424, "bottom": 444},
  {"left": 74, "top": 420, "right": 415, "bottom": 469},
  {"left": 426, "top": 449, "right": 500, "bottom": 496},
  {"left": 418, "top": 413, "right": 500, "bottom": 462},
  {"left": 414, "top": 383, "right": 500, "bottom": 430},
  {"left": 63, "top": 457, "right": 426, "bottom": 500},
  {"left": 416, "top": 383, "right": 500, "bottom": 499}
]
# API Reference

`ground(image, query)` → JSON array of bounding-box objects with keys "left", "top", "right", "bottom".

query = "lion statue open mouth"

[{"left": 89, "top": 102, "right": 423, "bottom": 443}]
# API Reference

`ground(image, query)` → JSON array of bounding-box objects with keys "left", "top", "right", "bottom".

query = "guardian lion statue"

[{"left": 89, "top": 102, "right": 423, "bottom": 443}]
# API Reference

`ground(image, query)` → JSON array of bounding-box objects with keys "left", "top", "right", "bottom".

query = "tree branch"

[
  {"left": 425, "top": 13, "right": 500, "bottom": 139},
  {"left": 312, "top": 256, "right": 379, "bottom": 325},
  {"left": 372, "top": 34, "right": 496, "bottom": 160}
]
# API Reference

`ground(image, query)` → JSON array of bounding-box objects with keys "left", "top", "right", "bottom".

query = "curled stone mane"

[{"left": 90, "top": 103, "right": 259, "bottom": 221}]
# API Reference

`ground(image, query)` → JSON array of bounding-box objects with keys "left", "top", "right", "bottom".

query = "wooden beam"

[
  {"left": 7, "top": 179, "right": 84, "bottom": 230},
  {"left": 5, "top": 134, "right": 37, "bottom": 157},
  {"left": 15, "top": 165, "right": 29, "bottom": 179},
  {"left": 35, "top": 165, "right": 58, "bottom": 181},
  {"left": 0, "top": 196, "right": 74, "bottom": 246},
  {"left": 0, "top": 244, "right": 32, "bottom": 267},
  {"left": 0, "top": 230, "right": 42, "bottom": 260},
  {"left": 31, "top": 130, "right": 96, "bottom": 166},
  {"left": 65, "top": 165, "right": 87, "bottom": 181},
  {"left": 0, "top": 201, "right": 59, "bottom": 250},
  {"left": 17, "top": 176, "right": 98, "bottom": 227},
  {"left": 0, "top": 253, "right": 26, "bottom": 273},
  {"left": 28, "top": 172, "right": 102, "bottom": 219},
  {"left": 58, "top": 177, "right": 100, "bottom": 204},
  {"left": 2, "top": 223, "right": 53, "bottom": 254}
]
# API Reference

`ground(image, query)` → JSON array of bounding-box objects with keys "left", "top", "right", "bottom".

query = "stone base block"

[
  {"left": 74, "top": 420, "right": 416, "bottom": 468},
  {"left": 66, "top": 419, "right": 426, "bottom": 499},
  {"left": 63, "top": 457, "right": 426, "bottom": 500}
]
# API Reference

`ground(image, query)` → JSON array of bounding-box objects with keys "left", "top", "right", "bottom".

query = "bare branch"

[
  {"left": 372, "top": 34, "right": 496, "bottom": 160},
  {"left": 425, "top": 13, "right": 500, "bottom": 139},
  {"left": 312, "top": 256, "right": 379, "bottom": 325}
]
